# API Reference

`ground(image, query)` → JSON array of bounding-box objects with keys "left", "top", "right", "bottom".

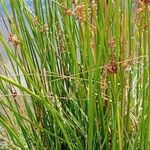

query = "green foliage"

[{"left": 0, "top": 0, "right": 149, "bottom": 149}]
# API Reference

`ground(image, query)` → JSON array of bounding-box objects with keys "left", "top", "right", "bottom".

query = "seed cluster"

[
  {"left": 101, "top": 57, "right": 118, "bottom": 107},
  {"left": 135, "top": 0, "right": 150, "bottom": 31},
  {"left": 8, "top": 33, "right": 20, "bottom": 49},
  {"left": 65, "top": 2, "right": 97, "bottom": 22}
]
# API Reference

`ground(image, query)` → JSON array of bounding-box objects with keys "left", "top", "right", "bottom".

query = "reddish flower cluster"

[{"left": 107, "top": 60, "right": 118, "bottom": 74}]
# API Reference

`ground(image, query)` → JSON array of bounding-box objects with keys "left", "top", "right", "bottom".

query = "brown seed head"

[
  {"left": 8, "top": 33, "right": 20, "bottom": 48},
  {"left": 107, "top": 60, "right": 118, "bottom": 74}
]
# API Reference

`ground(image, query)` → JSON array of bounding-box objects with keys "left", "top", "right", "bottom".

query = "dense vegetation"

[{"left": 0, "top": 0, "right": 150, "bottom": 149}]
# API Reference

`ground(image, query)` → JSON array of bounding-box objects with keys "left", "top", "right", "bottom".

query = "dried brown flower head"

[
  {"left": 134, "top": 0, "right": 150, "bottom": 32},
  {"left": 107, "top": 60, "right": 118, "bottom": 74},
  {"left": 65, "top": 2, "right": 97, "bottom": 22},
  {"left": 74, "top": 3, "right": 86, "bottom": 21},
  {"left": 8, "top": 33, "right": 20, "bottom": 48}
]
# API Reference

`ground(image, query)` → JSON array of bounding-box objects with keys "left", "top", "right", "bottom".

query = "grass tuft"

[{"left": 0, "top": 0, "right": 150, "bottom": 149}]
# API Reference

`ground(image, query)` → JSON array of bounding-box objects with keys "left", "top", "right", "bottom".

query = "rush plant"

[{"left": 0, "top": 0, "right": 149, "bottom": 149}]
